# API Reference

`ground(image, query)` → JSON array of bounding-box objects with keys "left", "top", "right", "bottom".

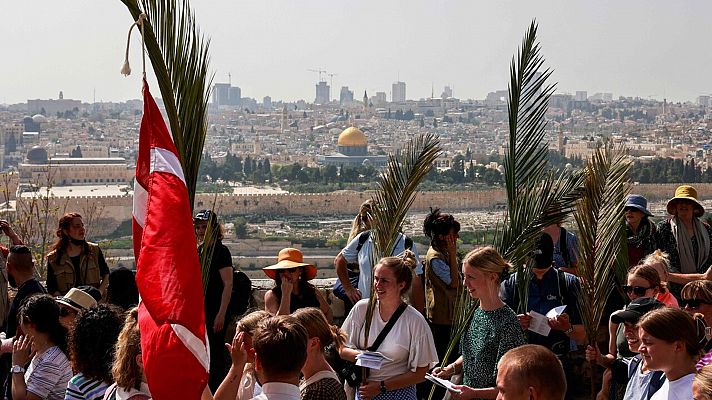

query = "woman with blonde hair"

[
  {"left": 340, "top": 251, "right": 438, "bottom": 400},
  {"left": 433, "top": 247, "right": 525, "bottom": 400},
  {"left": 693, "top": 365, "right": 712, "bottom": 400},
  {"left": 103, "top": 307, "right": 150, "bottom": 400},
  {"left": 293, "top": 307, "right": 347, "bottom": 400},
  {"left": 679, "top": 280, "right": 712, "bottom": 369},
  {"left": 637, "top": 307, "right": 704, "bottom": 400}
]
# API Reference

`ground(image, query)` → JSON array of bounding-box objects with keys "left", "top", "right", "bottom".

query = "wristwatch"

[
  {"left": 10, "top": 365, "right": 25, "bottom": 374},
  {"left": 380, "top": 381, "right": 387, "bottom": 394}
]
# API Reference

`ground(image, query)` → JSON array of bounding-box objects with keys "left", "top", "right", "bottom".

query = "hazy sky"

[{"left": 2, "top": 1, "right": 711, "bottom": 104}]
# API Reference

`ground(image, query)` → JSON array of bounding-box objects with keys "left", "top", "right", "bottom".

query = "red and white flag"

[{"left": 132, "top": 79, "right": 209, "bottom": 399}]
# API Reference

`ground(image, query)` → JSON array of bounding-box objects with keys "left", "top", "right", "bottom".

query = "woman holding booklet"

[
  {"left": 339, "top": 251, "right": 438, "bottom": 400},
  {"left": 433, "top": 247, "right": 525, "bottom": 400}
]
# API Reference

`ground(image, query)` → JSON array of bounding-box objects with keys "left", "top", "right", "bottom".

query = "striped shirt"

[
  {"left": 65, "top": 373, "right": 111, "bottom": 400},
  {"left": 25, "top": 346, "right": 72, "bottom": 400}
]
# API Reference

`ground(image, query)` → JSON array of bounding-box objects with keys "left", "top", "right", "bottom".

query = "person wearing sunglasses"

[
  {"left": 263, "top": 248, "right": 332, "bottom": 322},
  {"left": 680, "top": 280, "right": 712, "bottom": 370},
  {"left": 55, "top": 286, "right": 99, "bottom": 329},
  {"left": 585, "top": 264, "right": 665, "bottom": 399}
]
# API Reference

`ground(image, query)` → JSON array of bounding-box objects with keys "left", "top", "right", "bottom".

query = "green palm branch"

[
  {"left": 495, "top": 20, "right": 583, "bottom": 313},
  {"left": 362, "top": 133, "right": 442, "bottom": 344},
  {"left": 120, "top": 0, "right": 212, "bottom": 210},
  {"left": 572, "top": 144, "right": 630, "bottom": 399},
  {"left": 120, "top": 0, "right": 213, "bottom": 291}
]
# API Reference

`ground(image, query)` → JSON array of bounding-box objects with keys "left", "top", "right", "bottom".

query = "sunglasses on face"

[
  {"left": 622, "top": 286, "right": 651, "bottom": 296},
  {"left": 680, "top": 298, "right": 711, "bottom": 309},
  {"left": 624, "top": 207, "right": 639, "bottom": 213}
]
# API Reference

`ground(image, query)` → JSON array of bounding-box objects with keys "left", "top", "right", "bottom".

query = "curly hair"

[
  {"left": 18, "top": 294, "right": 68, "bottom": 354},
  {"left": 112, "top": 307, "right": 143, "bottom": 390},
  {"left": 423, "top": 208, "right": 460, "bottom": 251},
  {"left": 69, "top": 304, "right": 124, "bottom": 383}
]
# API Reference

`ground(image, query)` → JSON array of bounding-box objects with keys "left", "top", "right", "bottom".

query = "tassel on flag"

[{"left": 132, "top": 78, "right": 209, "bottom": 399}]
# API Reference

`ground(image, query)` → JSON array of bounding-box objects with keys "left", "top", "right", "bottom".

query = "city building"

[
  {"left": 263, "top": 96, "right": 272, "bottom": 109},
  {"left": 340, "top": 86, "right": 354, "bottom": 105},
  {"left": 319, "top": 126, "right": 387, "bottom": 166},
  {"left": 19, "top": 147, "right": 132, "bottom": 187},
  {"left": 27, "top": 91, "right": 82, "bottom": 116},
  {"left": 213, "top": 83, "right": 241, "bottom": 106},
  {"left": 315, "top": 81, "right": 330, "bottom": 104},
  {"left": 575, "top": 91, "right": 588, "bottom": 102},
  {"left": 392, "top": 81, "right": 406, "bottom": 103}
]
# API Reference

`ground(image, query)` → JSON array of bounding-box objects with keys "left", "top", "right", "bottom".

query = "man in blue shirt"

[
  {"left": 500, "top": 232, "right": 584, "bottom": 400},
  {"left": 334, "top": 231, "right": 424, "bottom": 312}
]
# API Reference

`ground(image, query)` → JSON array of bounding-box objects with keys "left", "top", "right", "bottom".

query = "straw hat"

[
  {"left": 666, "top": 185, "right": 705, "bottom": 217},
  {"left": 263, "top": 248, "right": 317, "bottom": 280},
  {"left": 56, "top": 287, "right": 98, "bottom": 311}
]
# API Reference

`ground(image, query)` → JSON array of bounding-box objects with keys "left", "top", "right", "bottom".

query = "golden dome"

[{"left": 337, "top": 127, "right": 367, "bottom": 147}]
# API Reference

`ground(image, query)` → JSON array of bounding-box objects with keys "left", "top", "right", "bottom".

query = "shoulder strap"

[
  {"left": 356, "top": 231, "right": 371, "bottom": 253},
  {"left": 559, "top": 227, "right": 570, "bottom": 268},
  {"left": 405, "top": 236, "right": 413, "bottom": 251},
  {"left": 557, "top": 269, "right": 568, "bottom": 306},
  {"left": 367, "top": 302, "right": 408, "bottom": 351}
]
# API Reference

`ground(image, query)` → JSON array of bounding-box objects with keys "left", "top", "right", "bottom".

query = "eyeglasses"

[
  {"left": 624, "top": 207, "right": 639, "bottom": 213},
  {"left": 622, "top": 286, "right": 651, "bottom": 296},
  {"left": 59, "top": 307, "right": 77, "bottom": 318},
  {"left": 680, "top": 298, "right": 712, "bottom": 309}
]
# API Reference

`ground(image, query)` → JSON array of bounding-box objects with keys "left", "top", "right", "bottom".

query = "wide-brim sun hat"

[
  {"left": 666, "top": 185, "right": 705, "bottom": 217},
  {"left": 263, "top": 247, "right": 317, "bottom": 280},
  {"left": 56, "top": 287, "right": 98, "bottom": 312},
  {"left": 625, "top": 194, "right": 653, "bottom": 217}
]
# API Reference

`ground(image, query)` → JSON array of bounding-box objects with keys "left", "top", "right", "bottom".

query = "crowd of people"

[{"left": 0, "top": 185, "right": 711, "bottom": 400}]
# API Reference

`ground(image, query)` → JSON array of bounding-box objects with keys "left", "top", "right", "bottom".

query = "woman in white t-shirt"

[
  {"left": 340, "top": 251, "right": 438, "bottom": 400},
  {"left": 638, "top": 307, "right": 703, "bottom": 400}
]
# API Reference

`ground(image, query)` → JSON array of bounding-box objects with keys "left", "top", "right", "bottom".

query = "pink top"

[
  {"left": 656, "top": 291, "right": 679, "bottom": 308},
  {"left": 697, "top": 349, "right": 712, "bottom": 370}
]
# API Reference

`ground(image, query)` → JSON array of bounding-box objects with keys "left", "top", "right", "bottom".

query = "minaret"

[{"left": 363, "top": 91, "right": 368, "bottom": 114}]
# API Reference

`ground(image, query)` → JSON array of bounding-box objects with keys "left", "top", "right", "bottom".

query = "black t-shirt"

[
  {"left": 5, "top": 279, "right": 46, "bottom": 337},
  {"left": 199, "top": 242, "right": 232, "bottom": 320}
]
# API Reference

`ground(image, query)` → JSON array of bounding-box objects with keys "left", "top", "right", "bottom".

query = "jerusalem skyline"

[{"left": 2, "top": 0, "right": 712, "bottom": 104}]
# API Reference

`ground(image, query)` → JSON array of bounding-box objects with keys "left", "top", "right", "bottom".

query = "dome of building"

[
  {"left": 32, "top": 114, "right": 47, "bottom": 124},
  {"left": 337, "top": 127, "right": 367, "bottom": 147},
  {"left": 27, "top": 146, "right": 48, "bottom": 164}
]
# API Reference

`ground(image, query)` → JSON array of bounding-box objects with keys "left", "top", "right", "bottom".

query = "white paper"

[
  {"left": 546, "top": 305, "right": 567, "bottom": 319},
  {"left": 425, "top": 374, "right": 462, "bottom": 394},
  {"left": 355, "top": 351, "right": 390, "bottom": 370},
  {"left": 527, "top": 310, "right": 551, "bottom": 336}
]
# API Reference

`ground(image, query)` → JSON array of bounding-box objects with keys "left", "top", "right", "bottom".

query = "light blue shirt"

[
  {"left": 341, "top": 232, "right": 423, "bottom": 298},
  {"left": 429, "top": 258, "right": 452, "bottom": 285}
]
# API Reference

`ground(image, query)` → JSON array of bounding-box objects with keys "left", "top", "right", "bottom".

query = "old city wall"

[{"left": 14, "top": 183, "right": 712, "bottom": 237}]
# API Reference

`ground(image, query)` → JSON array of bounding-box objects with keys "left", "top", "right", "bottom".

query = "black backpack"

[{"left": 228, "top": 268, "right": 252, "bottom": 319}]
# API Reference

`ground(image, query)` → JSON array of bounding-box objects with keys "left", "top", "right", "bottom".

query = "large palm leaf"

[
  {"left": 494, "top": 20, "right": 583, "bottom": 312},
  {"left": 120, "top": 0, "right": 212, "bottom": 209},
  {"left": 573, "top": 144, "right": 630, "bottom": 399},
  {"left": 362, "top": 133, "right": 442, "bottom": 344}
]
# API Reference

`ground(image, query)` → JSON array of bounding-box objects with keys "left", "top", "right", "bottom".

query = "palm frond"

[
  {"left": 494, "top": 20, "right": 583, "bottom": 313},
  {"left": 120, "top": 0, "right": 212, "bottom": 209},
  {"left": 363, "top": 133, "right": 442, "bottom": 346},
  {"left": 574, "top": 144, "right": 630, "bottom": 345}
]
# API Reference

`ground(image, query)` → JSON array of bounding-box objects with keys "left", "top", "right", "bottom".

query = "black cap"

[
  {"left": 533, "top": 233, "right": 554, "bottom": 269},
  {"left": 193, "top": 209, "right": 217, "bottom": 224},
  {"left": 610, "top": 297, "right": 664, "bottom": 324}
]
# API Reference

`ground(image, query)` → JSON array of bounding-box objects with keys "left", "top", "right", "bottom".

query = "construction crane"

[{"left": 308, "top": 68, "right": 327, "bottom": 82}]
